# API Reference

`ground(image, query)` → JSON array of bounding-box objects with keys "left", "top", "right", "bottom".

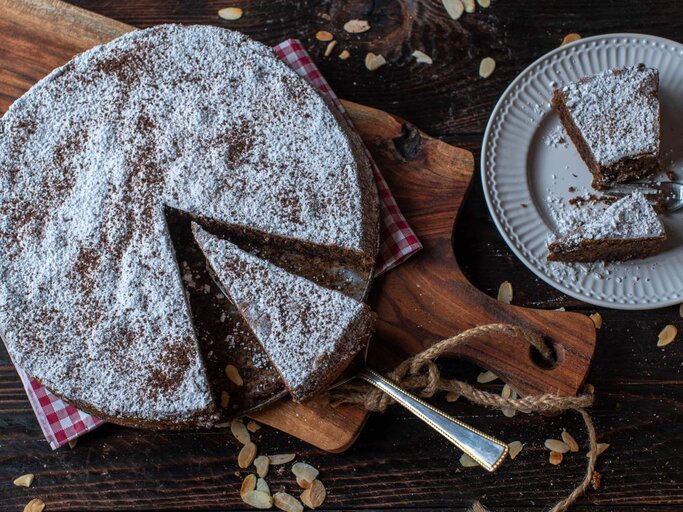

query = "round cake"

[{"left": 0, "top": 25, "right": 379, "bottom": 428}]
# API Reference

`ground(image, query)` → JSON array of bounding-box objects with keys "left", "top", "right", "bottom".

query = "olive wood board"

[{"left": 0, "top": 0, "right": 597, "bottom": 453}]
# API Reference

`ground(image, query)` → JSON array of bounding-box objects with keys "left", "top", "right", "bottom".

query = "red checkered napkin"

[{"left": 14, "top": 38, "right": 422, "bottom": 449}]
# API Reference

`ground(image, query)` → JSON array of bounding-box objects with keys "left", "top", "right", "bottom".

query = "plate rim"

[{"left": 481, "top": 32, "right": 683, "bottom": 310}]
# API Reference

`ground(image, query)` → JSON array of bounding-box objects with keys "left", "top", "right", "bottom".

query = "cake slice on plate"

[
  {"left": 548, "top": 192, "right": 666, "bottom": 263},
  {"left": 192, "top": 223, "right": 374, "bottom": 402},
  {"left": 551, "top": 64, "right": 660, "bottom": 190}
]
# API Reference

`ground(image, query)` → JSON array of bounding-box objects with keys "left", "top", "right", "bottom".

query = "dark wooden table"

[{"left": 1, "top": 1, "right": 682, "bottom": 510}]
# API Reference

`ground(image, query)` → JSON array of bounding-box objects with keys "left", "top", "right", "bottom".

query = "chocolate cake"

[
  {"left": 0, "top": 25, "right": 379, "bottom": 428},
  {"left": 551, "top": 65, "right": 660, "bottom": 190},
  {"left": 192, "top": 224, "right": 374, "bottom": 402},
  {"left": 548, "top": 192, "right": 665, "bottom": 263}
]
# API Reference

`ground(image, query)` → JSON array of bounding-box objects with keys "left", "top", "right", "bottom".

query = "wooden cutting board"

[{"left": 0, "top": 0, "right": 597, "bottom": 452}]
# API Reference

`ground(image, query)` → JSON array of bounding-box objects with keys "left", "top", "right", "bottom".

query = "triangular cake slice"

[
  {"left": 192, "top": 223, "right": 374, "bottom": 402},
  {"left": 548, "top": 192, "right": 666, "bottom": 263},
  {"left": 551, "top": 64, "right": 660, "bottom": 190}
]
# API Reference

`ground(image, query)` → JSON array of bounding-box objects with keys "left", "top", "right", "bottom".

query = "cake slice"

[
  {"left": 548, "top": 192, "right": 666, "bottom": 263},
  {"left": 192, "top": 223, "right": 374, "bottom": 402},
  {"left": 551, "top": 64, "right": 660, "bottom": 190}
]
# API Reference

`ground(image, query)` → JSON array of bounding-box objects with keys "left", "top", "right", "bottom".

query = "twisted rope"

[{"left": 330, "top": 323, "right": 599, "bottom": 512}]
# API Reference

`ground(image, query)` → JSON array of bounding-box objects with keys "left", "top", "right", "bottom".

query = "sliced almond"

[
  {"left": 241, "top": 474, "right": 257, "bottom": 498},
  {"left": 343, "top": 19, "right": 370, "bottom": 34},
  {"left": 657, "top": 324, "right": 677, "bottom": 347},
  {"left": 218, "top": 7, "right": 243, "bottom": 21},
  {"left": 23, "top": 499, "right": 45, "bottom": 512},
  {"left": 477, "top": 0, "right": 491, "bottom": 7},
  {"left": 292, "top": 462, "right": 319, "bottom": 488},
  {"left": 545, "top": 439, "right": 570, "bottom": 454},
  {"left": 589, "top": 312, "right": 602, "bottom": 329},
  {"left": 476, "top": 370, "right": 498, "bottom": 384},
  {"left": 508, "top": 441, "right": 523, "bottom": 460},
  {"left": 584, "top": 383, "right": 595, "bottom": 395},
  {"left": 268, "top": 453, "right": 296, "bottom": 465},
  {"left": 561, "top": 33, "right": 582, "bottom": 46},
  {"left": 479, "top": 57, "right": 496, "bottom": 79},
  {"left": 549, "top": 451, "right": 564, "bottom": 465},
  {"left": 445, "top": 391, "right": 460, "bottom": 402},
  {"left": 502, "top": 407, "right": 516, "bottom": 418},
  {"left": 300, "top": 479, "right": 326, "bottom": 509},
  {"left": 412, "top": 50, "right": 433, "bottom": 65},
  {"left": 247, "top": 421, "right": 261, "bottom": 433},
  {"left": 68, "top": 439, "right": 78, "bottom": 449},
  {"left": 220, "top": 390, "right": 230, "bottom": 409},
  {"left": 459, "top": 453, "right": 479, "bottom": 467},
  {"left": 679, "top": 303, "right": 683, "bottom": 318},
  {"left": 254, "top": 455, "right": 270, "bottom": 478},
  {"left": 256, "top": 477, "right": 270, "bottom": 495},
  {"left": 561, "top": 430, "right": 579, "bottom": 452},
  {"left": 14, "top": 474, "right": 35, "bottom": 487},
  {"left": 501, "top": 383, "right": 512, "bottom": 399},
  {"left": 442, "top": 0, "right": 465, "bottom": 20},
  {"left": 242, "top": 490, "right": 273, "bottom": 509},
  {"left": 315, "top": 30, "right": 334, "bottom": 42},
  {"left": 338, "top": 50, "right": 351, "bottom": 60},
  {"left": 462, "top": 0, "right": 475, "bottom": 13},
  {"left": 324, "top": 40, "right": 337, "bottom": 58},
  {"left": 238, "top": 441, "right": 258, "bottom": 469},
  {"left": 588, "top": 443, "right": 610, "bottom": 457},
  {"left": 231, "top": 419, "right": 251, "bottom": 444},
  {"left": 497, "top": 281, "right": 512, "bottom": 303},
  {"left": 225, "top": 364, "right": 244, "bottom": 386},
  {"left": 273, "top": 492, "right": 303, "bottom": 512},
  {"left": 364, "top": 52, "right": 386, "bottom": 71}
]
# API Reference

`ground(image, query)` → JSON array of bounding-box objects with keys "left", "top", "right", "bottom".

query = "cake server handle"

[{"left": 358, "top": 368, "right": 508, "bottom": 472}]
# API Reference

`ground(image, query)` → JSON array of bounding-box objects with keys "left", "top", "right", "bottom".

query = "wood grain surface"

[{"left": 1, "top": 0, "right": 682, "bottom": 510}]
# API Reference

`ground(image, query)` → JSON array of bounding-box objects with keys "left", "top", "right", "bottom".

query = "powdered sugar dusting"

[
  {"left": 0, "top": 25, "right": 377, "bottom": 424},
  {"left": 554, "top": 192, "right": 664, "bottom": 247},
  {"left": 561, "top": 65, "right": 659, "bottom": 166},
  {"left": 193, "top": 224, "right": 371, "bottom": 402}
]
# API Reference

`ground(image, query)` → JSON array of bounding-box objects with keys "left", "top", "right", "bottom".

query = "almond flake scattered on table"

[
  {"left": 657, "top": 324, "right": 677, "bottom": 347},
  {"left": 508, "top": 441, "right": 523, "bottom": 459},
  {"left": 479, "top": 57, "right": 496, "bottom": 78},
  {"left": 442, "top": 0, "right": 465, "bottom": 20},
  {"left": 561, "top": 32, "right": 582, "bottom": 46},
  {"left": 315, "top": 30, "right": 333, "bottom": 42},
  {"left": 301, "top": 479, "right": 326, "bottom": 509},
  {"left": 545, "top": 438, "right": 570, "bottom": 453},
  {"left": 273, "top": 492, "right": 304, "bottom": 512},
  {"left": 549, "top": 451, "right": 564, "bottom": 465},
  {"left": 589, "top": 312, "right": 602, "bottom": 329},
  {"left": 343, "top": 19, "right": 370, "bottom": 33},
  {"left": 218, "top": 7, "right": 243, "bottom": 20},
  {"left": 562, "top": 430, "right": 580, "bottom": 452},
  {"left": 497, "top": 280, "right": 512, "bottom": 303},
  {"left": 412, "top": 50, "right": 433, "bottom": 64},
  {"left": 365, "top": 52, "right": 387, "bottom": 71},
  {"left": 459, "top": 453, "right": 479, "bottom": 467},
  {"left": 324, "top": 40, "right": 337, "bottom": 57},
  {"left": 476, "top": 370, "right": 498, "bottom": 383},
  {"left": 14, "top": 474, "right": 35, "bottom": 487}
]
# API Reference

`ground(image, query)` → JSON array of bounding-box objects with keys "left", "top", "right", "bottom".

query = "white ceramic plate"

[{"left": 482, "top": 34, "right": 683, "bottom": 310}]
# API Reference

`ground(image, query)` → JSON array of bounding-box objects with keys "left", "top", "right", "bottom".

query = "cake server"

[
  {"left": 335, "top": 366, "right": 509, "bottom": 472},
  {"left": 604, "top": 180, "right": 683, "bottom": 212}
]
